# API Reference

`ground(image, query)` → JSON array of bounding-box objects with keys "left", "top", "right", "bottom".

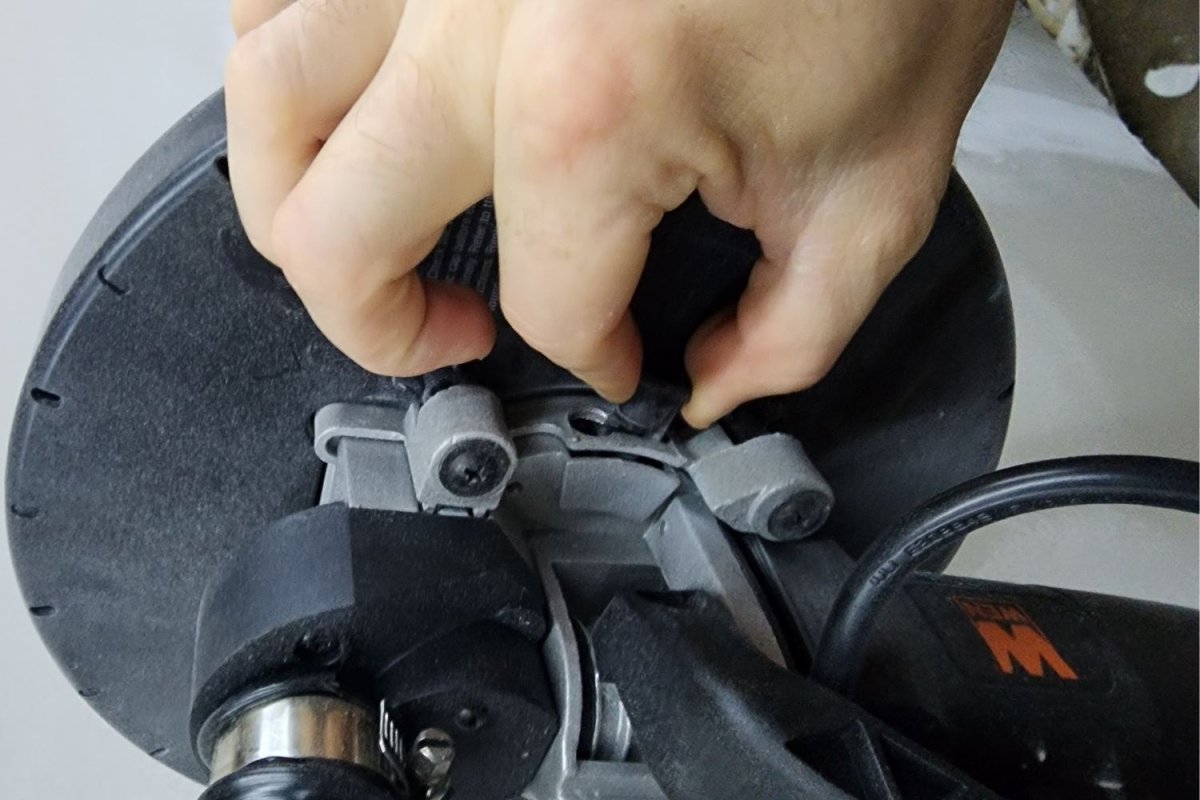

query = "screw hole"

[
  {"left": 78, "top": 688, "right": 100, "bottom": 699},
  {"left": 294, "top": 630, "right": 345, "bottom": 667},
  {"left": 149, "top": 747, "right": 169, "bottom": 759},
  {"left": 568, "top": 409, "right": 612, "bottom": 438},
  {"left": 30, "top": 605, "right": 57, "bottom": 617},
  {"left": 455, "top": 707, "right": 488, "bottom": 732},
  {"left": 30, "top": 388, "right": 61, "bottom": 408}
]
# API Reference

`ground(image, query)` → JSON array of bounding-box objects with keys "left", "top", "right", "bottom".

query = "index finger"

[{"left": 493, "top": 13, "right": 699, "bottom": 401}]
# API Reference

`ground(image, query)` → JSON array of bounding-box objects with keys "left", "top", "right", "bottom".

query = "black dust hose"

[{"left": 811, "top": 455, "right": 1200, "bottom": 694}]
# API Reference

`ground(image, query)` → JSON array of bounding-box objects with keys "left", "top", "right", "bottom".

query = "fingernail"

[
  {"left": 685, "top": 378, "right": 739, "bottom": 429},
  {"left": 595, "top": 382, "right": 637, "bottom": 405},
  {"left": 574, "top": 361, "right": 639, "bottom": 405},
  {"left": 680, "top": 395, "right": 712, "bottom": 430}
]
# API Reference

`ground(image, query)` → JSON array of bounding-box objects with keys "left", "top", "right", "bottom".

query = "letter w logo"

[
  {"left": 952, "top": 597, "right": 1080, "bottom": 680},
  {"left": 972, "top": 621, "right": 1079, "bottom": 680}
]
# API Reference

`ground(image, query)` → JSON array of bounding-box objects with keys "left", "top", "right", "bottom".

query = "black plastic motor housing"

[
  {"left": 191, "top": 504, "right": 556, "bottom": 800},
  {"left": 854, "top": 573, "right": 1199, "bottom": 800},
  {"left": 758, "top": 538, "right": 1200, "bottom": 800}
]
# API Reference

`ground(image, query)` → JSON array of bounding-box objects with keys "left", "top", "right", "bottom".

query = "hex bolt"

[
  {"left": 438, "top": 440, "right": 512, "bottom": 498},
  {"left": 293, "top": 630, "right": 344, "bottom": 667},
  {"left": 409, "top": 728, "right": 455, "bottom": 798}
]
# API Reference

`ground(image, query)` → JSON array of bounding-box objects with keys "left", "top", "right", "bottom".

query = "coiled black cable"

[{"left": 810, "top": 455, "right": 1199, "bottom": 694}]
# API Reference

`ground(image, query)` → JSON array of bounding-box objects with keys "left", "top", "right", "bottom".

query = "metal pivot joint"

[
  {"left": 316, "top": 388, "right": 833, "bottom": 543},
  {"left": 315, "top": 385, "right": 518, "bottom": 516},
  {"left": 683, "top": 427, "right": 834, "bottom": 541}
]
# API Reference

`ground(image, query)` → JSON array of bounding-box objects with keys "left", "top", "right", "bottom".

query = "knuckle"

[
  {"left": 225, "top": 26, "right": 303, "bottom": 118},
  {"left": 348, "top": 345, "right": 409, "bottom": 377},
  {"left": 352, "top": 54, "right": 447, "bottom": 161},
  {"left": 272, "top": 186, "right": 439, "bottom": 308},
  {"left": 225, "top": 27, "right": 274, "bottom": 88},
  {"left": 877, "top": 200, "right": 937, "bottom": 265},
  {"left": 229, "top": 0, "right": 290, "bottom": 38},
  {"left": 272, "top": 201, "right": 431, "bottom": 378},
  {"left": 335, "top": 327, "right": 416, "bottom": 377},
  {"left": 774, "top": 346, "right": 838, "bottom": 392},
  {"left": 229, "top": 1, "right": 260, "bottom": 37},
  {"left": 502, "top": 297, "right": 604, "bottom": 370},
  {"left": 511, "top": 43, "right": 639, "bottom": 163},
  {"left": 224, "top": 27, "right": 284, "bottom": 98},
  {"left": 789, "top": 346, "right": 840, "bottom": 388},
  {"left": 380, "top": 50, "right": 440, "bottom": 110},
  {"left": 861, "top": 159, "right": 948, "bottom": 267},
  {"left": 270, "top": 197, "right": 335, "bottom": 297},
  {"left": 345, "top": 282, "right": 428, "bottom": 377},
  {"left": 752, "top": 331, "right": 842, "bottom": 392},
  {"left": 296, "top": 0, "right": 349, "bottom": 24}
]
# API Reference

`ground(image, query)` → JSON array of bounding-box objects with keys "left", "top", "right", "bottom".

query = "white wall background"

[
  {"left": 0, "top": 5, "right": 230, "bottom": 799},
  {"left": 0, "top": 6, "right": 1194, "bottom": 799},
  {"left": 948, "top": 12, "right": 1199, "bottom": 601}
]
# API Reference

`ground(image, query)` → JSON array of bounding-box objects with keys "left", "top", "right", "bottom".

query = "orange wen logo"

[{"left": 953, "top": 597, "right": 1079, "bottom": 680}]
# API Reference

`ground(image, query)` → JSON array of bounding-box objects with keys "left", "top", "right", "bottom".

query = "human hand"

[{"left": 225, "top": 0, "right": 1011, "bottom": 427}]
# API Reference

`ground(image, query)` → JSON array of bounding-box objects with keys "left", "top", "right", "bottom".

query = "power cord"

[{"left": 810, "top": 455, "right": 1199, "bottom": 694}]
